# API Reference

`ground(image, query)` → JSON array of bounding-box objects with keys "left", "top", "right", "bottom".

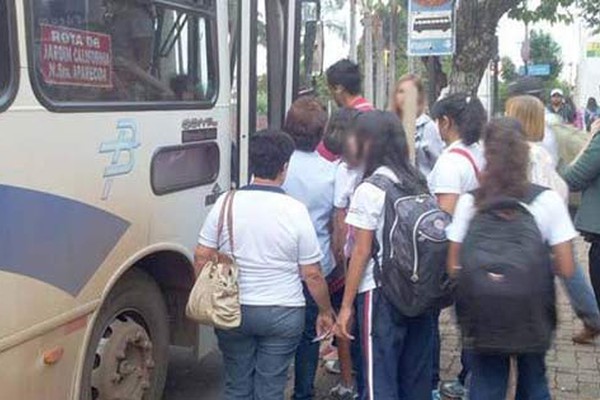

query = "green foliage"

[
  {"left": 529, "top": 30, "right": 563, "bottom": 82},
  {"left": 500, "top": 56, "right": 517, "bottom": 82},
  {"left": 580, "top": 0, "right": 600, "bottom": 33},
  {"left": 509, "top": 0, "right": 574, "bottom": 24}
]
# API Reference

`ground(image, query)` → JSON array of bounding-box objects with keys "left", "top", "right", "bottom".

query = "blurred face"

[
  {"left": 328, "top": 84, "right": 345, "bottom": 107},
  {"left": 395, "top": 80, "right": 423, "bottom": 115},
  {"left": 436, "top": 116, "right": 453, "bottom": 144},
  {"left": 343, "top": 132, "right": 360, "bottom": 167},
  {"left": 551, "top": 94, "right": 563, "bottom": 107}
]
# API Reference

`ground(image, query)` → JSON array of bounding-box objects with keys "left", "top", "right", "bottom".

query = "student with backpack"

[
  {"left": 427, "top": 93, "right": 487, "bottom": 398},
  {"left": 336, "top": 111, "right": 451, "bottom": 400},
  {"left": 447, "top": 118, "right": 576, "bottom": 399}
]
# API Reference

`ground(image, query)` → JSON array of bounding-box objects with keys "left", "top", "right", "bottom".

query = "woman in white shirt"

[
  {"left": 195, "top": 132, "right": 335, "bottom": 400},
  {"left": 336, "top": 111, "right": 434, "bottom": 399},
  {"left": 506, "top": 95, "right": 600, "bottom": 345},
  {"left": 428, "top": 93, "right": 488, "bottom": 215},
  {"left": 447, "top": 118, "right": 575, "bottom": 399},
  {"left": 427, "top": 93, "right": 487, "bottom": 398}
]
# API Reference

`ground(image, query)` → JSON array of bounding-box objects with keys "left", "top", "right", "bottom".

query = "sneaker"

[
  {"left": 572, "top": 326, "right": 600, "bottom": 345},
  {"left": 324, "top": 359, "right": 341, "bottom": 374},
  {"left": 440, "top": 380, "right": 467, "bottom": 399},
  {"left": 432, "top": 389, "right": 442, "bottom": 400},
  {"left": 329, "top": 383, "right": 358, "bottom": 400}
]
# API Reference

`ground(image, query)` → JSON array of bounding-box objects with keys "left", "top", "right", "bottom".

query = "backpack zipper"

[
  {"left": 411, "top": 209, "right": 444, "bottom": 282},
  {"left": 388, "top": 195, "right": 422, "bottom": 259}
]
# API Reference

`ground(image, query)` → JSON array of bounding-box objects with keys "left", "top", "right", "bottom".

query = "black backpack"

[
  {"left": 367, "top": 174, "right": 453, "bottom": 317},
  {"left": 456, "top": 185, "right": 556, "bottom": 354}
]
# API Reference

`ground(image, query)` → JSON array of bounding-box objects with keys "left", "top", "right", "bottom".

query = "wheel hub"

[{"left": 91, "top": 316, "right": 155, "bottom": 400}]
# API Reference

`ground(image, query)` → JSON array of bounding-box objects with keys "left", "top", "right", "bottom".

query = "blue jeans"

[
  {"left": 293, "top": 285, "right": 319, "bottom": 400},
  {"left": 357, "top": 289, "right": 434, "bottom": 400},
  {"left": 561, "top": 262, "right": 600, "bottom": 330},
  {"left": 216, "top": 305, "right": 304, "bottom": 400},
  {"left": 470, "top": 353, "right": 550, "bottom": 400}
]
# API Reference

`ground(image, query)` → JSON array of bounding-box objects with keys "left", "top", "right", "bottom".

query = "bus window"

[
  {"left": 0, "top": 0, "right": 15, "bottom": 108},
  {"left": 29, "top": 0, "right": 218, "bottom": 106}
]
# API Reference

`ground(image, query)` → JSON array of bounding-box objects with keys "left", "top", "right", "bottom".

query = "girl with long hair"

[
  {"left": 447, "top": 118, "right": 576, "bottom": 398},
  {"left": 337, "top": 111, "right": 433, "bottom": 399},
  {"left": 391, "top": 74, "right": 444, "bottom": 177}
]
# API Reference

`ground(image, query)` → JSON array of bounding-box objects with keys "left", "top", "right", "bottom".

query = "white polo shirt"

[{"left": 198, "top": 187, "right": 322, "bottom": 307}]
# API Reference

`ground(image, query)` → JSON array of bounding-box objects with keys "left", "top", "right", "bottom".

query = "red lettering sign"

[{"left": 40, "top": 24, "right": 113, "bottom": 88}]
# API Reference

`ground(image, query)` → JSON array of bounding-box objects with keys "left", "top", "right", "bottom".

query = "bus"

[{"left": 0, "top": 0, "right": 321, "bottom": 398}]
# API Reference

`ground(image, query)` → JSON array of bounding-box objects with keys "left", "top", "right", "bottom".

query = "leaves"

[{"left": 529, "top": 29, "right": 563, "bottom": 81}]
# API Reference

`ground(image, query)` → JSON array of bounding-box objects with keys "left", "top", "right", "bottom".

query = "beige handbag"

[{"left": 186, "top": 191, "right": 241, "bottom": 329}]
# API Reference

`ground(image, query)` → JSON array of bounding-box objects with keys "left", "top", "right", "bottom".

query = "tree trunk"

[
  {"left": 349, "top": 0, "right": 358, "bottom": 62},
  {"left": 388, "top": 1, "right": 398, "bottom": 104},
  {"left": 447, "top": 0, "right": 521, "bottom": 94},
  {"left": 374, "top": 13, "right": 386, "bottom": 109},
  {"left": 363, "top": 10, "right": 374, "bottom": 102}
]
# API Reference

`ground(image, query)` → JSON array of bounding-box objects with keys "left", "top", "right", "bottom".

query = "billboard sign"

[
  {"left": 519, "top": 64, "right": 551, "bottom": 77},
  {"left": 587, "top": 41, "right": 600, "bottom": 58},
  {"left": 408, "top": 0, "right": 455, "bottom": 56}
]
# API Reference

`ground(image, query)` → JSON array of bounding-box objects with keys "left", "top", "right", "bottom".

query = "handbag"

[{"left": 186, "top": 191, "right": 241, "bottom": 329}]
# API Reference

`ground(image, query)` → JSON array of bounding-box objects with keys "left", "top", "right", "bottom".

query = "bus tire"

[{"left": 80, "top": 268, "right": 169, "bottom": 400}]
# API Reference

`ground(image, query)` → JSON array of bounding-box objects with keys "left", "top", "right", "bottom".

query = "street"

[{"left": 163, "top": 240, "right": 600, "bottom": 400}]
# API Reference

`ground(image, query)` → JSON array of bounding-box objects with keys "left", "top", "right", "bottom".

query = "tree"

[
  {"left": 580, "top": 0, "right": 600, "bottom": 34},
  {"left": 529, "top": 30, "right": 563, "bottom": 82},
  {"left": 500, "top": 56, "right": 517, "bottom": 82}
]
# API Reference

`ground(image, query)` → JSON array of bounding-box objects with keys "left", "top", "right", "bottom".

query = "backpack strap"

[
  {"left": 523, "top": 184, "right": 548, "bottom": 205},
  {"left": 364, "top": 173, "right": 396, "bottom": 191},
  {"left": 449, "top": 148, "right": 481, "bottom": 181}
]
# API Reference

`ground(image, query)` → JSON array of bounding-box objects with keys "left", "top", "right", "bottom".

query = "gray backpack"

[{"left": 367, "top": 174, "right": 453, "bottom": 317}]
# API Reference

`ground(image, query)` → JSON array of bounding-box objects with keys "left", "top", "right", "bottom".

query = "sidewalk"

[{"left": 311, "top": 240, "right": 600, "bottom": 399}]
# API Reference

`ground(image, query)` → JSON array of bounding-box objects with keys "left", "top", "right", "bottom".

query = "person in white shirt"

[
  {"left": 427, "top": 93, "right": 487, "bottom": 398},
  {"left": 505, "top": 95, "right": 600, "bottom": 345},
  {"left": 195, "top": 132, "right": 334, "bottom": 400},
  {"left": 336, "top": 111, "right": 434, "bottom": 399},
  {"left": 391, "top": 74, "right": 445, "bottom": 177},
  {"left": 281, "top": 96, "right": 340, "bottom": 400},
  {"left": 446, "top": 118, "right": 576, "bottom": 398},
  {"left": 428, "top": 93, "right": 487, "bottom": 216}
]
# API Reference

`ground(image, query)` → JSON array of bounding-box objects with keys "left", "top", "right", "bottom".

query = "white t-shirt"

[
  {"left": 447, "top": 190, "right": 577, "bottom": 246},
  {"left": 345, "top": 166, "right": 399, "bottom": 293},
  {"left": 334, "top": 162, "right": 363, "bottom": 209},
  {"left": 427, "top": 140, "right": 485, "bottom": 195},
  {"left": 198, "top": 188, "right": 322, "bottom": 307}
]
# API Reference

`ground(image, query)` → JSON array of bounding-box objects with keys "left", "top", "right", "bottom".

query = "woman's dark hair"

[
  {"left": 249, "top": 130, "right": 295, "bottom": 180},
  {"left": 323, "top": 107, "right": 361, "bottom": 156},
  {"left": 587, "top": 97, "right": 598, "bottom": 110},
  {"left": 431, "top": 93, "right": 487, "bottom": 145},
  {"left": 476, "top": 117, "right": 530, "bottom": 208},
  {"left": 283, "top": 96, "right": 328, "bottom": 152},
  {"left": 326, "top": 59, "right": 362, "bottom": 95},
  {"left": 353, "top": 111, "right": 428, "bottom": 193}
]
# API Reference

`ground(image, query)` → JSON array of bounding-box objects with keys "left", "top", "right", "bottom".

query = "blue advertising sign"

[
  {"left": 518, "top": 64, "right": 551, "bottom": 77},
  {"left": 408, "top": 0, "right": 455, "bottom": 56}
]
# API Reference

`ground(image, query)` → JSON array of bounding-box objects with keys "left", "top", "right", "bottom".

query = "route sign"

[
  {"left": 519, "top": 64, "right": 551, "bottom": 77},
  {"left": 408, "top": 0, "right": 455, "bottom": 56}
]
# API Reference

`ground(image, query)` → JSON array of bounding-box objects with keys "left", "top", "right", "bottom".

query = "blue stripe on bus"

[{"left": 0, "top": 185, "right": 130, "bottom": 296}]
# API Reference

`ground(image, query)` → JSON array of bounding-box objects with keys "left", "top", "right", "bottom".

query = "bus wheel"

[{"left": 81, "top": 269, "right": 169, "bottom": 400}]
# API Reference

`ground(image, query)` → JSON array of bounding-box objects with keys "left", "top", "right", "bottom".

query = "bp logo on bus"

[{"left": 99, "top": 119, "right": 141, "bottom": 200}]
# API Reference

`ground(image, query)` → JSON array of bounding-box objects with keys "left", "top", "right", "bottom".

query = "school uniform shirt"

[
  {"left": 283, "top": 151, "right": 337, "bottom": 277},
  {"left": 415, "top": 114, "right": 445, "bottom": 177},
  {"left": 427, "top": 140, "right": 485, "bottom": 195},
  {"left": 198, "top": 188, "right": 322, "bottom": 307},
  {"left": 334, "top": 162, "right": 364, "bottom": 258},
  {"left": 345, "top": 166, "right": 399, "bottom": 293},
  {"left": 446, "top": 189, "right": 577, "bottom": 247},
  {"left": 334, "top": 162, "right": 364, "bottom": 209}
]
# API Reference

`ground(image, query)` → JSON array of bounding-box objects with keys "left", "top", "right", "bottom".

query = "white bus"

[{"left": 0, "top": 0, "right": 322, "bottom": 398}]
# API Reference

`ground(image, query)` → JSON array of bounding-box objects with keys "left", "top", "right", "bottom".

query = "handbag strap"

[{"left": 216, "top": 191, "right": 236, "bottom": 258}]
